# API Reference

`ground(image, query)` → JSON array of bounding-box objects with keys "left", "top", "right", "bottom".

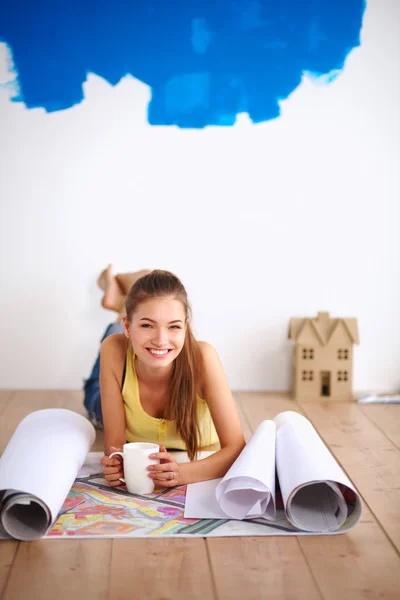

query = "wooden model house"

[{"left": 288, "top": 312, "right": 359, "bottom": 401}]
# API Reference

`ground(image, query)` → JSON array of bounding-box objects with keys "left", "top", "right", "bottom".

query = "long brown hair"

[{"left": 125, "top": 270, "right": 202, "bottom": 460}]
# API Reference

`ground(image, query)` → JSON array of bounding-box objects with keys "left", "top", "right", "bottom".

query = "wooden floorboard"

[
  {"left": 0, "top": 542, "right": 18, "bottom": 599},
  {"left": 0, "top": 390, "right": 399, "bottom": 600},
  {"left": 300, "top": 401, "right": 400, "bottom": 552},
  {"left": 358, "top": 404, "right": 400, "bottom": 450},
  {"left": 207, "top": 537, "right": 323, "bottom": 600},
  {"left": 0, "top": 393, "right": 15, "bottom": 418},
  {"left": 1, "top": 540, "right": 112, "bottom": 600},
  {"left": 0, "top": 391, "right": 65, "bottom": 455},
  {"left": 109, "top": 539, "right": 216, "bottom": 600},
  {"left": 298, "top": 509, "right": 400, "bottom": 600}
]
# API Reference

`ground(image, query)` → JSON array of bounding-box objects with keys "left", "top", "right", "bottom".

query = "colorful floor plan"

[{"left": 46, "top": 473, "right": 300, "bottom": 538}]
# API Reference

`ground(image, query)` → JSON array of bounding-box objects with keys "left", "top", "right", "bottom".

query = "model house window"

[
  {"left": 338, "top": 371, "right": 349, "bottom": 382},
  {"left": 338, "top": 349, "right": 349, "bottom": 360},
  {"left": 302, "top": 371, "right": 314, "bottom": 381},
  {"left": 302, "top": 349, "right": 314, "bottom": 360}
]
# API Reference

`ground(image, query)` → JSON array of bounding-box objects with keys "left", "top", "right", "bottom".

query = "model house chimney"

[{"left": 317, "top": 312, "right": 330, "bottom": 321}]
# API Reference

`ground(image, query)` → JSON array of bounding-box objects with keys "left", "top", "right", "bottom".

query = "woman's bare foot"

[
  {"left": 98, "top": 265, "right": 124, "bottom": 313},
  {"left": 97, "top": 264, "right": 114, "bottom": 291}
]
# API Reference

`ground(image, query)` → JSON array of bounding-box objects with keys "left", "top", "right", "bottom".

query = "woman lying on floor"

[{"left": 85, "top": 267, "right": 245, "bottom": 488}]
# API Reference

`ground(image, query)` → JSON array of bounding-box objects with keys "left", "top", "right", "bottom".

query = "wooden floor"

[{"left": 0, "top": 390, "right": 399, "bottom": 600}]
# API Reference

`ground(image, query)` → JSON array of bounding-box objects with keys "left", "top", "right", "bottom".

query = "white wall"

[{"left": 0, "top": 0, "right": 399, "bottom": 393}]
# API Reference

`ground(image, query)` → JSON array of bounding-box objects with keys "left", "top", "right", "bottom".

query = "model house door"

[{"left": 320, "top": 371, "right": 331, "bottom": 397}]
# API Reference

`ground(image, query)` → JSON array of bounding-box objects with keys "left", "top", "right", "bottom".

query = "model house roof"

[{"left": 288, "top": 312, "right": 359, "bottom": 346}]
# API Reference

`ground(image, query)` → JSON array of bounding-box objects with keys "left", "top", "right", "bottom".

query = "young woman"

[{"left": 100, "top": 270, "right": 245, "bottom": 488}]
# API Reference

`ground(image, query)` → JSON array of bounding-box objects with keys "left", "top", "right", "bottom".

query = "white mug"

[{"left": 109, "top": 442, "right": 160, "bottom": 495}]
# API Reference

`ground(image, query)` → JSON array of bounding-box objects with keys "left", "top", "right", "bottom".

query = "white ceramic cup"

[{"left": 109, "top": 442, "right": 160, "bottom": 495}]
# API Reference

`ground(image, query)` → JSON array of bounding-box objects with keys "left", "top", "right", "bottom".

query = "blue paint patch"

[{"left": 0, "top": 0, "right": 365, "bottom": 128}]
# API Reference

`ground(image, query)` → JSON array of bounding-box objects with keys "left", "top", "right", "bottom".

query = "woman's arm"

[
  {"left": 178, "top": 342, "right": 246, "bottom": 485},
  {"left": 99, "top": 334, "right": 127, "bottom": 455}
]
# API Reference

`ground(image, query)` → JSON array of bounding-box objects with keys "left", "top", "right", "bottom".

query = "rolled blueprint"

[
  {"left": 0, "top": 409, "right": 95, "bottom": 540},
  {"left": 185, "top": 411, "right": 362, "bottom": 534},
  {"left": 274, "top": 411, "right": 361, "bottom": 532}
]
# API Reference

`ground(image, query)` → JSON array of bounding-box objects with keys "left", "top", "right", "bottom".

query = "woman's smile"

[{"left": 146, "top": 348, "right": 173, "bottom": 358}]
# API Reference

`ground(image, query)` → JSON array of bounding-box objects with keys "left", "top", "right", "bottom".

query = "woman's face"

[{"left": 126, "top": 296, "right": 187, "bottom": 368}]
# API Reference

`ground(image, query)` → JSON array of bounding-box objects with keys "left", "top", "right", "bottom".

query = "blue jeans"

[{"left": 83, "top": 322, "right": 124, "bottom": 428}]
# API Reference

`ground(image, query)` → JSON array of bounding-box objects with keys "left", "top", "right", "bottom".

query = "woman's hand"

[
  {"left": 100, "top": 446, "right": 124, "bottom": 487},
  {"left": 147, "top": 445, "right": 180, "bottom": 488}
]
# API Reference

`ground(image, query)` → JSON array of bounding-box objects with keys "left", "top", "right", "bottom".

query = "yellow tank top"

[{"left": 122, "top": 344, "right": 219, "bottom": 449}]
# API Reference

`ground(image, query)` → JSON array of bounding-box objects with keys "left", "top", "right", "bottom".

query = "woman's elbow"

[{"left": 223, "top": 438, "right": 246, "bottom": 461}]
